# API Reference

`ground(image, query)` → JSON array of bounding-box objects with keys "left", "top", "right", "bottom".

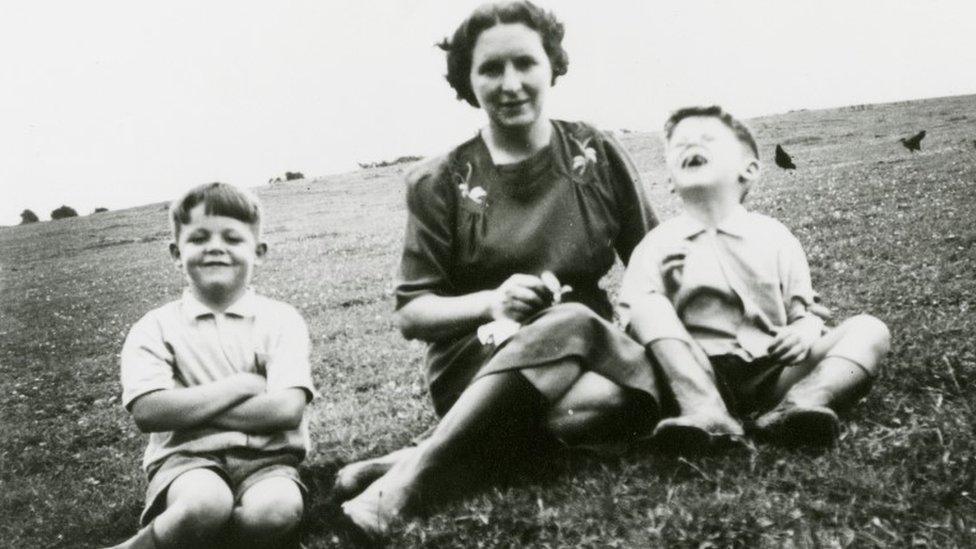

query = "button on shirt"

[
  {"left": 619, "top": 206, "right": 816, "bottom": 360},
  {"left": 120, "top": 289, "right": 316, "bottom": 470}
]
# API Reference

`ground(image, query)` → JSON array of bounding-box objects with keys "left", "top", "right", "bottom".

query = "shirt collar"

[
  {"left": 675, "top": 205, "right": 751, "bottom": 240},
  {"left": 181, "top": 288, "right": 258, "bottom": 320}
]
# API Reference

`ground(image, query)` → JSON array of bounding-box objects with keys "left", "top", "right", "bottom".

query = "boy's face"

[
  {"left": 169, "top": 204, "right": 266, "bottom": 307},
  {"left": 666, "top": 116, "right": 758, "bottom": 198}
]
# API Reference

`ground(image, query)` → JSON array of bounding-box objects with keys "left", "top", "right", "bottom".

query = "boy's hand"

[
  {"left": 229, "top": 372, "right": 267, "bottom": 396},
  {"left": 768, "top": 316, "right": 824, "bottom": 365},
  {"left": 660, "top": 245, "right": 689, "bottom": 295},
  {"left": 490, "top": 273, "right": 554, "bottom": 322}
]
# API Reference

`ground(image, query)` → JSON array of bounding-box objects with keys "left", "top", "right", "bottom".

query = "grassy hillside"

[{"left": 2, "top": 94, "right": 975, "bottom": 547}]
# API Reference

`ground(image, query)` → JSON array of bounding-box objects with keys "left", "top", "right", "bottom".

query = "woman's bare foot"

[
  {"left": 334, "top": 446, "right": 418, "bottom": 500},
  {"left": 340, "top": 464, "right": 416, "bottom": 539}
]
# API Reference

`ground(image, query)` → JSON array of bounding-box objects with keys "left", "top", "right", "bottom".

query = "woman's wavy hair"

[{"left": 439, "top": 1, "right": 569, "bottom": 108}]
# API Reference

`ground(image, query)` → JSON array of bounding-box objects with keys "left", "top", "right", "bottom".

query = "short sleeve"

[
  {"left": 779, "top": 231, "right": 816, "bottom": 319},
  {"left": 395, "top": 159, "right": 456, "bottom": 310},
  {"left": 617, "top": 238, "right": 667, "bottom": 329},
  {"left": 601, "top": 132, "right": 658, "bottom": 265},
  {"left": 120, "top": 314, "right": 177, "bottom": 410},
  {"left": 264, "top": 305, "right": 316, "bottom": 400}
]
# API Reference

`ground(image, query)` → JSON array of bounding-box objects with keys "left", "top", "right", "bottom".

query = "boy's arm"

[
  {"left": 768, "top": 303, "right": 825, "bottom": 364},
  {"left": 768, "top": 232, "right": 826, "bottom": 363},
  {"left": 206, "top": 388, "right": 310, "bottom": 434},
  {"left": 780, "top": 231, "right": 819, "bottom": 323},
  {"left": 129, "top": 373, "right": 266, "bottom": 432},
  {"left": 205, "top": 304, "right": 316, "bottom": 434},
  {"left": 121, "top": 315, "right": 262, "bottom": 432},
  {"left": 618, "top": 238, "right": 692, "bottom": 346}
]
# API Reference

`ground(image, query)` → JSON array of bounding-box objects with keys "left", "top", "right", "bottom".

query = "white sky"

[{"left": 1, "top": 1, "right": 974, "bottom": 225}]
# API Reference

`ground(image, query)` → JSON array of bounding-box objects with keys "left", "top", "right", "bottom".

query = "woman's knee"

[
  {"left": 233, "top": 477, "right": 304, "bottom": 538},
  {"left": 552, "top": 302, "right": 599, "bottom": 323}
]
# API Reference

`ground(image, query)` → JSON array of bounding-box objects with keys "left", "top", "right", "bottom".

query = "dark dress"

[{"left": 396, "top": 120, "right": 661, "bottom": 417}]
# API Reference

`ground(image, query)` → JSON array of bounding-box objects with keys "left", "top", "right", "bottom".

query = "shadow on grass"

[{"left": 297, "top": 432, "right": 839, "bottom": 547}]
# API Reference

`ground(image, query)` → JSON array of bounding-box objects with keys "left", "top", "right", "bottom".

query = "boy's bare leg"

[
  {"left": 754, "top": 314, "right": 891, "bottom": 445},
  {"left": 648, "top": 338, "right": 744, "bottom": 451},
  {"left": 231, "top": 476, "right": 304, "bottom": 548},
  {"left": 545, "top": 371, "right": 657, "bottom": 450},
  {"left": 341, "top": 370, "right": 545, "bottom": 537},
  {"left": 333, "top": 446, "right": 418, "bottom": 500},
  {"left": 106, "top": 524, "right": 159, "bottom": 549},
  {"left": 635, "top": 295, "right": 742, "bottom": 451},
  {"left": 110, "top": 468, "right": 234, "bottom": 549}
]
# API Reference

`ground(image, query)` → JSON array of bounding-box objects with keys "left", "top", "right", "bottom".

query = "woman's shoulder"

[
  {"left": 553, "top": 119, "right": 611, "bottom": 143},
  {"left": 404, "top": 135, "right": 482, "bottom": 192},
  {"left": 552, "top": 119, "right": 627, "bottom": 163}
]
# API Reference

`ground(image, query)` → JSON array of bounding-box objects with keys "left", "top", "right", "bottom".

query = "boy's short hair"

[
  {"left": 664, "top": 105, "right": 760, "bottom": 161},
  {"left": 169, "top": 182, "right": 262, "bottom": 239},
  {"left": 439, "top": 1, "right": 569, "bottom": 108}
]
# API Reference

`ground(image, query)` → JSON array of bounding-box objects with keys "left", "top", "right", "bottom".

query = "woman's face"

[{"left": 470, "top": 23, "right": 553, "bottom": 131}]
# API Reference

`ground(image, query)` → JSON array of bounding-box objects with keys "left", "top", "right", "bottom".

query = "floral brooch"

[
  {"left": 455, "top": 162, "right": 487, "bottom": 206},
  {"left": 570, "top": 136, "right": 598, "bottom": 175}
]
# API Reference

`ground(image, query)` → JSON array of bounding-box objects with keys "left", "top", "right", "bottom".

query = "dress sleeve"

[
  {"left": 601, "top": 131, "right": 658, "bottom": 265},
  {"left": 120, "top": 314, "right": 177, "bottom": 410},
  {"left": 395, "top": 159, "right": 456, "bottom": 310},
  {"left": 264, "top": 305, "right": 317, "bottom": 400}
]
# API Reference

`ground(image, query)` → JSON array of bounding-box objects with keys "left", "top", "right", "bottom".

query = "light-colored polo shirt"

[
  {"left": 619, "top": 205, "right": 816, "bottom": 360},
  {"left": 120, "top": 289, "right": 316, "bottom": 470}
]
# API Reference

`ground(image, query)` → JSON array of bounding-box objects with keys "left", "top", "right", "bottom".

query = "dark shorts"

[
  {"left": 710, "top": 354, "right": 787, "bottom": 418},
  {"left": 141, "top": 448, "right": 306, "bottom": 526}
]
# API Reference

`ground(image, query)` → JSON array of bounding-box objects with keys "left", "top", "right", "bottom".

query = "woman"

[{"left": 339, "top": 1, "right": 661, "bottom": 535}]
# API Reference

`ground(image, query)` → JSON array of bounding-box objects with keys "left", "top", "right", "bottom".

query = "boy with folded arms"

[{"left": 112, "top": 183, "right": 316, "bottom": 548}]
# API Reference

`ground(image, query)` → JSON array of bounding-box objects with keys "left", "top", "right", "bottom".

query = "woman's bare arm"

[
  {"left": 396, "top": 274, "right": 556, "bottom": 342},
  {"left": 395, "top": 291, "right": 496, "bottom": 341}
]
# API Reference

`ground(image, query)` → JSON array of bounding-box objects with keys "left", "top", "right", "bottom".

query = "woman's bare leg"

[
  {"left": 341, "top": 370, "right": 545, "bottom": 537},
  {"left": 333, "top": 447, "right": 418, "bottom": 500}
]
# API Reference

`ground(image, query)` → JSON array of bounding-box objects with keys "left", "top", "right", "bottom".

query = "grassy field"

[{"left": 2, "top": 94, "right": 975, "bottom": 548}]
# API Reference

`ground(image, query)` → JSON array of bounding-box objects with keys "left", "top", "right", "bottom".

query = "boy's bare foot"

[
  {"left": 752, "top": 405, "right": 839, "bottom": 446},
  {"left": 653, "top": 413, "right": 745, "bottom": 454}
]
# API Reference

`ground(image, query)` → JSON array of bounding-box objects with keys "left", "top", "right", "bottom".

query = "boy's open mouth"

[{"left": 681, "top": 153, "right": 709, "bottom": 169}]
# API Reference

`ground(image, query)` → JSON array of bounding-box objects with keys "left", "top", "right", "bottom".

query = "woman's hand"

[{"left": 490, "top": 273, "right": 555, "bottom": 322}]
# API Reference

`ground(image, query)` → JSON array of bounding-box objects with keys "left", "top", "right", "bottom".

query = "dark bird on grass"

[
  {"left": 899, "top": 130, "right": 926, "bottom": 152},
  {"left": 774, "top": 144, "right": 796, "bottom": 170}
]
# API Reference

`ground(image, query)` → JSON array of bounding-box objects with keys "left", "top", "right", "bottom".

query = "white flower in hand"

[{"left": 468, "top": 186, "right": 487, "bottom": 205}]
